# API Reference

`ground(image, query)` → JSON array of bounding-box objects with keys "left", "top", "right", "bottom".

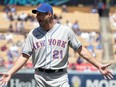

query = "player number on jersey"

[{"left": 53, "top": 50, "right": 63, "bottom": 59}]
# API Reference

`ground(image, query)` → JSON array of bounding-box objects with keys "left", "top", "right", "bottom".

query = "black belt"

[{"left": 36, "top": 68, "right": 65, "bottom": 73}]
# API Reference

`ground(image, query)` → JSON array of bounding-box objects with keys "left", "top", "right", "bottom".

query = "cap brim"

[
  {"left": 32, "top": 9, "right": 47, "bottom": 14},
  {"left": 32, "top": 10, "right": 37, "bottom": 14}
]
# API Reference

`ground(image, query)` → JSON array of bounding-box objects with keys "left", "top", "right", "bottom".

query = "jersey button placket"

[{"left": 46, "top": 33, "right": 51, "bottom": 69}]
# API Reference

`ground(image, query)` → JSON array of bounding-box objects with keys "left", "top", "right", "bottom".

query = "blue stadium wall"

[
  {"left": 5, "top": 71, "right": 116, "bottom": 87},
  {"left": 0, "top": 0, "right": 116, "bottom": 6}
]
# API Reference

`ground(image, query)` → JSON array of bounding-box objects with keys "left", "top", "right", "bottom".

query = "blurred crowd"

[
  {"left": 3, "top": 5, "right": 37, "bottom": 34},
  {"left": 109, "top": 8, "right": 116, "bottom": 59},
  {"left": 0, "top": 1, "right": 115, "bottom": 72}
]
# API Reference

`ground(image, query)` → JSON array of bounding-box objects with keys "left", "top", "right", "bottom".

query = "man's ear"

[{"left": 47, "top": 12, "right": 53, "bottom": 17}]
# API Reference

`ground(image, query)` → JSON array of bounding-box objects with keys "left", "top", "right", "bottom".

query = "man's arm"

[
  {"left": 8, "top": 53, "right": 30, "bottom": 76},
  {"left": 76, "top": 46, "right": 102, "bottom": 68},
  {"left": 0, "top": 53, "right": 30, "bottom": 86},
  {"left": 76, "top": 46, "right": 113, "bottom": 79}
]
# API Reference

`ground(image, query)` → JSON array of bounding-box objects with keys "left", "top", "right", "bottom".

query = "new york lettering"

[{"left": 33, "top": 39, "right": 67, "bottom": 50}]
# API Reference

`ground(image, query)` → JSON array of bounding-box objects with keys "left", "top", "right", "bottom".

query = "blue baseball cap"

[{"left": 32, "top": 3, "right": 53, "bottom": 14}]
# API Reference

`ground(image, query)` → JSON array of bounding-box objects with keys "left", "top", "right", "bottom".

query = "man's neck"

[{"left": 42, "top": 22, "right": 55, "bottom": 31}]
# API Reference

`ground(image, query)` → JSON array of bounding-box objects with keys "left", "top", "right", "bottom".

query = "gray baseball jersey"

[{"left": 22, "top": 23, "right": 82, "bottom": 69}]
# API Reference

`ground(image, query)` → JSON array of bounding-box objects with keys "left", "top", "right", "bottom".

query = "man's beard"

[{"left": 39, "top": 19, "right": 49, "bottom": 28}]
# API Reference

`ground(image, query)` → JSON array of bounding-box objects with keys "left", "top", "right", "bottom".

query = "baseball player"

[{"left": 0, "top": 3, "right": 114, "bottom": 87}]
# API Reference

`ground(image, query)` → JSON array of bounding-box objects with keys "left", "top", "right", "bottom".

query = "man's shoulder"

[
  {"left": 28, "top": 27, "right": 40, "bottom": 35},
  {"left": 29, "top": 27, "right": 40, "bottom": 32},
  {"left": 58, "top": 23, "right": 71, "bottom": 30}
]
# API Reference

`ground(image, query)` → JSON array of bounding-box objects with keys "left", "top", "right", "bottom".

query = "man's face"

[{"left": 36, "top": 12, "right": 49, "bottom": 27}]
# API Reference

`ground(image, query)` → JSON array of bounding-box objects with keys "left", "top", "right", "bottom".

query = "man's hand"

[
  {"left": 0, "top": 72, "right": 12, "bottom": 87},
  {"left": 99, "top": 63, "right": 114, "bottom": 79}
]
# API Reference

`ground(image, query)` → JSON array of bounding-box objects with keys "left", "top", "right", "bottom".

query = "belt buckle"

[
  {"left": 55, "top": 70, "right": 59, "bottom": 72},
  {"left": 43, "top": 69, "right": 46, "bottom": 72}
]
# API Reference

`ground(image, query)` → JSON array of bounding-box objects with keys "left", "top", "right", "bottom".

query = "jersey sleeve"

[
  {"left": 22, "top": 32, "right": 33, "bottom": 56},
  {"left": 68, "top": 28, "right": 82, "bottom": 50}
]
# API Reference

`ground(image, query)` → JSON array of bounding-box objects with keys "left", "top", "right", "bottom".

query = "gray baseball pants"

[{"left": 34, "top": 69, "right": 70, "bottom": 87}]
